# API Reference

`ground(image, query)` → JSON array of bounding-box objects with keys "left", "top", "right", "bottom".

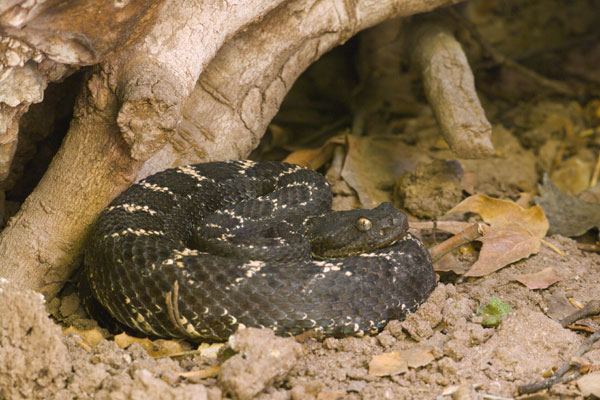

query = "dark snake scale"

[{"left": 81, "top": 160, "right": 436, "bottom": 341}]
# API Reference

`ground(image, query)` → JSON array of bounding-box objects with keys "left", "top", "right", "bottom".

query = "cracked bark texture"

[{"left": 0, "top": 0, "right": 461, "bottom": 298}]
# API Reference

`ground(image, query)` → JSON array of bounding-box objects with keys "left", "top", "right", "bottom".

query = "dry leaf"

[
  {"left": 465, "top": 228, "right": 540, "bottom": 277},
  {"left": 510, "top": 267, "right": 562, "bottom": 289},
  {"left": 447, "top": 194, "right": 549, "bottom": 276},
  {"left": 400, "top": 346, "right": 435, "bottom": 368},
  {"left": 283, "top": 135, "right": 345, "bottom": 169},
  {"left": 543, "top": 291, "right": 576, "bottom": 321},
  {"left": 433, "top": 253, "right": 470, "bottom": 275},
  {"left": 341, "top": 135, "right": 431, "bottom": 208},
  {"left": 550, "top": 156, "right": 592, "bottom": 195},
  {"left": 368, "top": 351, "right": 408, "bottom": 376},
  {"left": 449, "top": 194, "right": 548, "bottom": 238},
  {"left": 114, "top": 332, "right": 189, "bottom": 358},
  {"left": 535, "top": 174, "right": 600, "bottom": 236}
]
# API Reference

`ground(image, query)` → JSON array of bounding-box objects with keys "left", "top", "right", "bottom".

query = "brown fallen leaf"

[
  {"left": 465, "top": 228, "right": 540, "bottom": 277},
  {"left": 400, "top": 346, "right": 435, "bottom": 368},
  {"left": 341, "top": 135, "right": 431, "bottom": 208},
  {"left": 447, "top": 194, "right": 549, "bottom": 276},
  {"left": 510, "top": 267, "right": 562, "bottom": 289},
  {"left": 434, "top": 253, "right": 471, "bottom": 275},
  {"left": 551, "top": 156, "right": 592, "bottom": 195},
  {"left": 368, "top": 351, "right": 408, "bottom": 377},
  {"left": 543, "top": 291, "right": 577, "bottom": 322},
  {"left": 114, "top": 332, "right": 190, "bottom": 358},
  {"left": 449, "top": 194, "right": 548, "bottom": 237},
  {"left": 283, "top": 135, "right": 345, "bottom": 170},
  {"left": 535, "top": 174, "right": 600, "bottom": 236}
]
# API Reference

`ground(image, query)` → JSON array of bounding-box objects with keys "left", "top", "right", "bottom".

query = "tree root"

[{"left": 410, "top": 15, "right": 494, "bottom": 159}]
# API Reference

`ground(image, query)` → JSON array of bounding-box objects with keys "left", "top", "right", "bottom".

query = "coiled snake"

[{"left": 81, "top": 160, "right": 436, "bottom": 341}]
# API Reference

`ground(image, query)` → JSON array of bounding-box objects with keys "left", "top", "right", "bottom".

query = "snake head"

[{"left": 307, "top": 202, "right": 409, "bottom": 258}]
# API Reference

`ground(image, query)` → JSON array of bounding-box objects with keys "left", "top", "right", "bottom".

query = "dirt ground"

[{"left": 1, "top": 233, "right": 599, "bottom": 399}]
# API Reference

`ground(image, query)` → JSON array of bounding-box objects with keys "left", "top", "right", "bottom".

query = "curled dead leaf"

[{"left": 283, "top": 135, "right": 345, "bottom": 169}]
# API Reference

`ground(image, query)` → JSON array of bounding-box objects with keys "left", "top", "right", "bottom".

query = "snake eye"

[{"left": 356, "top": 217, "right": 372, "bottom": 232}]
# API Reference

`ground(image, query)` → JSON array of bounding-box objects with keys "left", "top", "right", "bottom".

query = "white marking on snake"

[
  {"left": 173, "top": 248, "right": 200, "bottom": 258},
  {"left": 107, "top": 203, "right": 158, "bottom": 215},
  {"left": 110, "top": 228, "right": 165, "bottom": 238},
  {"left": 236, "top": 160, "right": 256, "bottom": 169},
  {"left": 139, "top": 182, "right": 175, "bottom": 196},
  {"left": 177, "top": 165, "right": 212, "bottom": 182}
]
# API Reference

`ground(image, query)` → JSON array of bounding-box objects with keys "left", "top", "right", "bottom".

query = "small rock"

[
  {"left": 59, "top": 293, "right": 81, "bottom": 317},
  {"left": 219, "top": 328, "right": 302, "bottom": 400},
  {"left": 376, "top": 330, "right": 395, "bottom": 348}
]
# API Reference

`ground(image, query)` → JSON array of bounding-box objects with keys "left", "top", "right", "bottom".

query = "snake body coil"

[{"left": 82, "top": 160, "right": 436, "bottom": 341}]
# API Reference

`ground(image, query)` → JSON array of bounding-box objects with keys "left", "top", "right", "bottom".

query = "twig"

[
  {"left": 560, "top": 300, "right": 600, "bottom": 328},
  {"left": 409, "top": 220, "right": 472, "bottom": 235},
  {"left": 577, "top": 243, "right": 600, "bottom": 252},
  {"left": 446, "top": 8, "right": 576, "bottom": 97},
  {"left": 428, "top": 223, "right": 486, "bottom": 262}
]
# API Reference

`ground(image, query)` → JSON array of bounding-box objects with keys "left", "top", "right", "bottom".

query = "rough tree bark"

[{"left": 0, "top": 0, "right": 462, "bottom": 298}]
